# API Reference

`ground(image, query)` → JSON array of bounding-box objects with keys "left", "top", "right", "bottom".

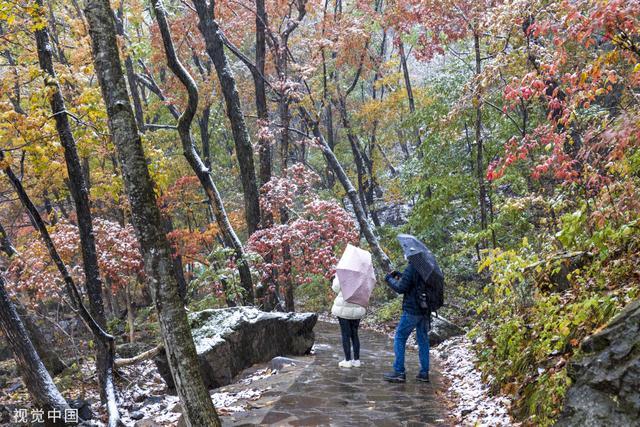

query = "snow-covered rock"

[
  {"left": 430, "top": 316, "right": 464, "bottom": 346},
  {"left": 154, "top": 307, "right": 317, "bottom": 390}
]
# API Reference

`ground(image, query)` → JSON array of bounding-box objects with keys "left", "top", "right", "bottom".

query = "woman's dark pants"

[{"left": 338, "top": 317, "right": 361, "bottom": 360}]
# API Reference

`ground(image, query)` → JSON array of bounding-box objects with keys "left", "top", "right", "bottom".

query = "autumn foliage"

[
  {"left": 7, "top": 219, "right": 143, "bottom": 302},
  {"left": 248, "top": 164, "right": 358, "bottom": 290}
]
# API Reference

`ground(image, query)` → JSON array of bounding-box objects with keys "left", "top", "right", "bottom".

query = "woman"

[{"left": 331, "top": 276, "right": 366, "bottom": 368}]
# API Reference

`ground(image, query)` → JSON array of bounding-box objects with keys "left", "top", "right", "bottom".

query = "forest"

[{"left": 0, "top": 0, "right": 639, "bottom": 425}]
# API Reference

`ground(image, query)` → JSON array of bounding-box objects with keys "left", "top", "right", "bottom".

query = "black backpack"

[{"left": 417, "top": 274, "right": 444, "bottom": 313}]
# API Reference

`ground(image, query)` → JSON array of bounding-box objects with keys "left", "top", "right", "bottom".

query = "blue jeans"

[{"left": 393, "top": 312, "right": 430, "bottom": 375}]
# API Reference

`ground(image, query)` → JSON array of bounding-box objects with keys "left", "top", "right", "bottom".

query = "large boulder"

[
  {"left": 430, "top": 316, "right": 464, "bottom": 346},
  {"left": 555, "top": 299, "right": 640, "bottom": 426},
  {"left": 376, "top": 203, "right": 411, "bottom": 227},
  {"left": 154, "top": 307, "right": 317, "bottom": 390}
]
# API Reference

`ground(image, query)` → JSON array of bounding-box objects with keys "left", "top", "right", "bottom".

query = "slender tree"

[
  {"left": 33, "top": 5, "right": 120, "bottom": 422},
  {"left": 114, "top": 5, "right": 145, "bottom": 131},
  {"left": 255, "top": 0, "right": 271, "bottom": 188},
  {"left": 0, "top": 222, "right": 66, "bottom": 376},
  {"left": 1, "top": 151, "right": 119, "bottom": 426},
  {"left": 473, "top": 32, "right": 488, "bottom": 246},
  {"left": 398, "top": 40, "right": 422, "bottom": 152},
  {"left": 82, "top": 0, "right": 220, "bottom": 424},
  {"left": 0, "top": 223, "right": 17, "bottom": 259},
  {"left": 151, "top": 0, "right": 254, "bottom": 304},
  {"left": 192, "top": 0, "right": 261, "bottom": 235},
  {"left": 302, "top": 109, "right": 392, "bottom": 273},
  {"left": 0, "top": 275, "right": 72, "bottom": 426}
]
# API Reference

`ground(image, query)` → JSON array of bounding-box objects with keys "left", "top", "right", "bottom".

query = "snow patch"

[{"left": 433, "top": 335, "right": 516, "bottom": 426}]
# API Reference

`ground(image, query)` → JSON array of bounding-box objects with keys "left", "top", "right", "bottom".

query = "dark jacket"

[{"left": 385, "top": 264, "right": 429, "bottom": 316}]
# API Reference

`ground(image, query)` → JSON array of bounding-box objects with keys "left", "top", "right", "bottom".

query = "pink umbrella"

[{"left": 336, "top": 244, "right": 376, "bottom": 307}]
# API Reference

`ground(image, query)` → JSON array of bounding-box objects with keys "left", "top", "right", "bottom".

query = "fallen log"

[{"left": 114, "top": 344, "right": 163, "bottom": 368}]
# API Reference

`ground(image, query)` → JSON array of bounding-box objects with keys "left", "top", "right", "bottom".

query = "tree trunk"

[
  {"left": 323, "top": 104, "right": 336, "bottom": 187},
  {"left": 255, "top": 0, "right": 271, "bottom": 189},
  {"left": 151, "top": 0, "right": 254, "bottom": 305},
  {"left": 125, "top": 283, "right": 135, "bottom": 343},
  {"left": 82, "top": 1, "right": 220, "bottom": 425},
  {"left": 0, "top": 222, "right": 67, "bottom": 376},
  {"left": 16, "top": 304, "right": 66, "bottom": 376},
  {"left": 253, "top": 0, "right": 276, "bottom": 309},
  {"left": 277, "top": 56, "right": 295, "bottom": 312},
  {"left": 192, "top": 0, "right": 261, "bottom": 235},
  {"left": 0, "top": 222, "right": 17, "bottom": 257},
  {"left": 370, "top": 28, "right": 397, "bottom": 178},
  {"left": 302, "top": 110, "right": 392, "bottom": 273},
  {"left": 320, "top": 1, "right": 336, "bottom": 188},
  {"left": 336, "top": 95, "right": 379, "bottom": 222},
  {"left": 2, "top": 151, "right": 119, "bottom": 426},
  {"left": 103, "top": 280, "right": 116, "bottom": 318},
  {"left": 43, "top": 191, "right": 57, "bottom": 225},
  {"left": 0, "top": 276, "right": 71, "bottom": 426},
  {"left": 114, "top": 4, "right": 145, "bottom": 131},
  {"left": 198, "top": 106, "right": 218, "bottom": 225},
  {"left": 474, "top": 32, "right": 488, "bottom": 247},
  {"left": 35, "top": 6, "right": 120, "bottom": 412},
  {"left": 399, "top": 41, "right": 422, "bottom": 153},
  {"left": 198, "top": 106, "right": 213, "bottom": 171},
  {"left": 3, "top": 170, "right": 118, "bottom": 425},
  {"left": 82, "top": 156, "right": 91, "bottom": 193},
  {"left": 161, "top": 215, "right": 189, "bottom": 302},
  {"left": 33, "top": 12, "right": 120, "bottom": 424}
]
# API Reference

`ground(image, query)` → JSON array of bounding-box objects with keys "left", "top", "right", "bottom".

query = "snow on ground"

[
  {"left": 109, "top": 362, "right": 275, "bottom": 425},
  {"left": 433, "top": 335, "right": 516, "bottom": 426},
  {"left": 3, "top": 314, "right": 513, "bottom": 426}
]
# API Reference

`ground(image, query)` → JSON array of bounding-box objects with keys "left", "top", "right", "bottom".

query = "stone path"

[{"left": 257, "top": 322, "right": 447, "bottom": 426}]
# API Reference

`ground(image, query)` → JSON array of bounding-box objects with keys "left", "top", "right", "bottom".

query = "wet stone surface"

[{"left": 257, "top": 322, "right": 447, "bottom": 426}]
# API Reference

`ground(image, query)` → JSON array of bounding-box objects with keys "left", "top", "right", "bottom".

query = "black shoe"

[
  {"left": 416, "top": 372, "right": 430, "bottom": 382},
  {"left": 383, "top": 371, "right": 406, "bottom": 383}
]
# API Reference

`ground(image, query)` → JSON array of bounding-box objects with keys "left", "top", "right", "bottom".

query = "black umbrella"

[{"left": 397, "top": 234, "right": 444, "bottom": 283}]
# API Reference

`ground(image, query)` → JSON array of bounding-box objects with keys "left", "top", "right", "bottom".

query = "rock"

[
  {"left": 133, "top": 420, "right": 162, "bottom": 427},
  {"left": 555, "top": 299, "right": 640, "bottom": 427},
  {"left": 429, "top": 316, "right": 464, "bottom": 346},
  {"left": 0, "top": 360, "right": 16, "bottom": 380},
  {"left": 376, "top": 203, "right": 410, "bottom": 227},
  {"left": 132, "top": 392, "right": 146, "bottom": 403},
  {"left": 6, "top": 381, "right": 22, "bottom": 393},
  {"left": 129, "top": 411, "right": 144, "bottom": 421},
  {"left": 461, "top": 406, "right": 475, "bottom": 416},
  {"left": 269, "top": 356, "right": 299, "bottom": 370},
  {"left": 142, "top": 395, "right": 163, "bottom": 406},
  {"left": 58, "top": 318, "right": 81, "bottom": 334},
  {"left": 547, "top": 252, "right": 592, "bottom": 292},
  {"left": 68, "top": 398, "right": 93, "bottom": 421},
  {"left": 116, "top": 342, "right": 152, "bottom": 358},
  {"left": 154, "top": 307, "right": 317, "bottom": 389},
  {"left": 0, "top": 404, "right": 15, "bottom": 425}
]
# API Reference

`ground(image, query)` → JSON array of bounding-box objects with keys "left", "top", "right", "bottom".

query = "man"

[{"left": 383, "top": 262, "right": 430, "bottom": 383}]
